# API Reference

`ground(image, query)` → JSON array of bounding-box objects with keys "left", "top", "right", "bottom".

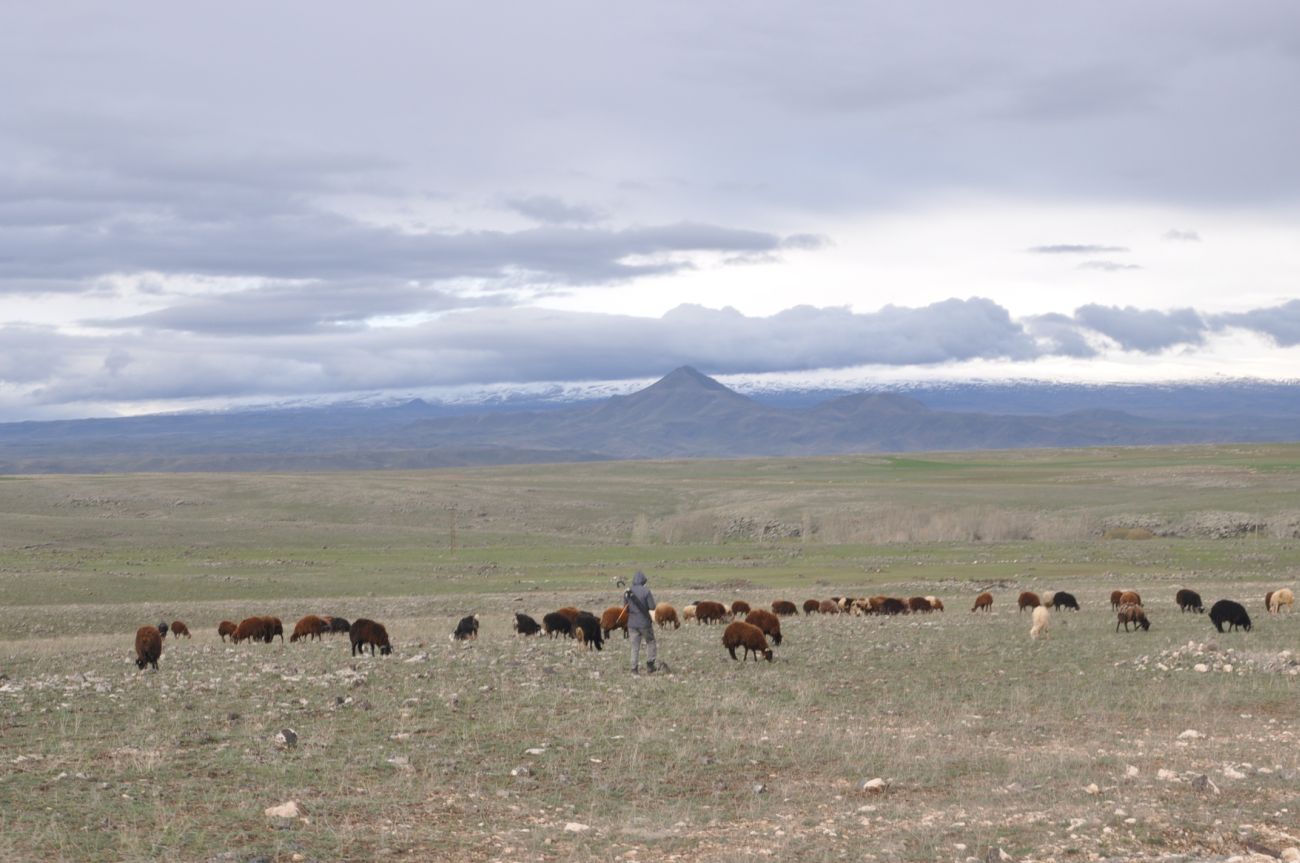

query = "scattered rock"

[
  {"left": 1125, "top": 765, "right": 1140, "bottom": 778},
  {"left": 1157, "top": 769, "right": 1180, "bottom": 782},
  {"left": 859, "top": 777, "right": 887, "bottom": 794},
  {"left": 264, "top": 800, "right": 304, "bottom": 819},
  {"left": 1084, "top": 783, "right": 1100, "bottom": 795},
  {"left": 1190, "top": 774, "right": 1220, "bottom": 795},
  {"left": 985, "top": 847, "right": 1013, "bottom": 863},
  {"left": 563, "top": 822, "right": 590, "bottom": 833},
  {"left": 1280, "top": 848, "right": 1300, "bottom": 863},
  {"left": 1178, "top": 729, "right": 1204, "bottom": 740},
  {"left": 511, "top": 766, "right": 534, "bottom": 778},
  {"left": 274, "top": 728, "right": 298, "bottom": 750},
  {"left": 1224, "top": 766, "right": 1247, "bottom": 780},
  {"left": 753, "top": 783, "right": 768, "bottom": 795},
  {"left": 1194, "top": 664, "right": 1210, "bottom": 673}
]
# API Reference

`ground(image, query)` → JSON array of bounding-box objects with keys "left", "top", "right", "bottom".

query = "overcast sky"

[{"left": 3, "top": 1, "right": 1299, "bottom": 420}]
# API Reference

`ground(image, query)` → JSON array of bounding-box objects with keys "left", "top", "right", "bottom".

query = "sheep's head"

[
  {"left": 1139, "top": 617, "right": 1151, "bottom": 631},
  {"left": 136, "top": 657, "right": 147, "bottom": 669},
  {"left": 762, "top": 649, "right": 774, "bottom": 662},
  {"left": 380, "top": 643, "right": 393, "bottom": 655}
]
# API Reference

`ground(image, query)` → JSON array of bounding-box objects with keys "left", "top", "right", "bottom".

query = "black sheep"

[
  {"left": 514, "top": 613, "right": 541, "bottom": 636},
  {"left": 1051, "top": 591, "right": 1080, "bottom": 611},
  {"left": 156, "top": 621, "right": 169, "bottom": 638},
  {"left": 451, "top": 614, "right": 479, "bottom": 641},
  {"left": 327, "top": 616, "right": 351, "bottom": 634},
  {"left": 1209, "top": 599, "right": 1251, "bottom": 633},
  {"left": 572, "top": 612, "right": 604, "bottom": 651},
  {"left": 1175, "top": 588, "right": 1205, "bottom": 614},
  {"left": 542, "top": 611, "right": 572, "bottom": 639}
]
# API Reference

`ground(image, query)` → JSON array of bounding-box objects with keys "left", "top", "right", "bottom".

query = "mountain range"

[{"left": 1, "top": 366, "right": 1297, "bottom": 472}]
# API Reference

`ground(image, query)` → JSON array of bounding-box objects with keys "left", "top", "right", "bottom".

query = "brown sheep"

[
  {"left": 169, "top": 620, "right": 191, "bottom": 639},
  {"left": 1110, "top": 590, "right": 1124, "bottom": 610},
  {"left": 925, "top": 596, "right": 944, "bottom": 612},
  {"left": 1118, "top": 590, "right": 1142, "bottom": 607},
  {"left": 350, "top": 618, "right": 392, "bottom": 656},
  {"left": 291, "top": 615, "right": 330, "bottom": 643},
  {"left": 879, "top": 597, "right": 908, "bottom": 616},
  {"left": 232, "top": 616, "right": 269, "bottom": 644},
  {"left": 1116, "top": 603, "right": 1150, "bottom": 632},
  {"left": 722, "top": 621, "right": 773, "bottom": 662},
  {"left": 1018, "top": 591, "right": 1041, "bottom": 612},
  {"left": 694, "top": 601, "right": 730, "bottom": 624},
  {"left": 134, "top": 625, "right": 163, "bottom": 670},
  {"left": 730, "top": 600, "right": 751, "bottom": 617},
  {"left": 908, "top": 596, "right": 932, "bottom": 613},
  {"left": 554, "top": 607, "right": 582, "bottom": 625},
  {"left": 600, "top": 606, "right": 629, "bottom": 639},
  {"left": 654, "top": 602, "right": 680, "bottom": 629},
  {"left": 744, "top": 609, "right": 783, "bottom": 646},
  {"left": 771, "top": 600, "right": 798, "bottom": 616},
  {"left": 217, "top": 620, "right": 237, "bottom": 642},
  {"left": 802, "top": 599, "right": 820, "bottom": 615},
  {"left": 971, "top": 592, "right": 993, "bottom": 612},
  {"left": 818, "top": 599, "right": 840, "bottom": 615}
]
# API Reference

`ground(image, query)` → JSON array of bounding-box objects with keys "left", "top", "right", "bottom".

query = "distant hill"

[{"left": 1, "top": 367, "right": 1297, "bottom": 472}]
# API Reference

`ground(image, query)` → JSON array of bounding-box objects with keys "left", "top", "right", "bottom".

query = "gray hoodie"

[{"left": 624, "top": 570, "right": 656, "bottom": 629}]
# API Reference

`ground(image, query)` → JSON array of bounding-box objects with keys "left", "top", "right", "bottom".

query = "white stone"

[
  {"left": 1223, "top": 766, "right": 1246, "bottom": 780},
  {"left": 1194, "top": 663, "right": 1210, "bottom": 673},
  {"left": 265, "top": 801, "right": 303, "bottom": 819},
  {"left": 564, "top": 822, "right": 590, "bottom": 833},
  {"left": 1125, "top": 765, "right": 1140, "bottom": 778},
  {"left": 860, "top": 777, "right": 887, "bottom": 793},
  {"left": 1157, "top": 769, "right": 1180, "bottom": 782},
  {"left": 525, "top": 747, "right": 546, "bottom": 755},
  {"left": 1084, "top": 783, "right": 1100, "bottom": 795},
  {"left": 1178, "top": 729, "right": 1205, "bottom": 740},
  {"left": 1279, "top": 847, "right": 1300, "bottom": 863},
  {"left": 1222, "top": 664, "right": 1233, "bottom": 673}
]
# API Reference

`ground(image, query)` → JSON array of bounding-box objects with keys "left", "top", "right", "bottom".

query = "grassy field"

[{"left": 0, "top": 444, "right": 1298, "bottom": 862}]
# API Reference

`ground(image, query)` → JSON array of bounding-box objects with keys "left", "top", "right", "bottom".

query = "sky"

[{"left": 3, "top": 1, "right": 1299, "bottom": 421}]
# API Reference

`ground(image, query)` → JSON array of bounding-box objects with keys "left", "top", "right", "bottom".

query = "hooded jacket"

[{"left": 624, "top": 571, "right": 656, "bottom": 629}]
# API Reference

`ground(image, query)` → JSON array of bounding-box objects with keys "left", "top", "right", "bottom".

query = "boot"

[{"left": 646, "top": 660, "right": 656, "bottom": 674}]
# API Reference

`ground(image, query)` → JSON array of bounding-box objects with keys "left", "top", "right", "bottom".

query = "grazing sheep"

[
  {"left": 256, "top": 616, "right": 284, "bottom": 643},
  {"left": 971, "top": 592, "right": 993, "bottom": 612},
  {"left": 1110, "top": 590, "right": 1124, "bottom": 611},
  {"left": 135, "top": 625, "right": 163, "bottom": 670},
  {"left": 1030, "top": 605, "right": 1050, "bottom": 640},
  {"left": 924, "top": 596, "right": 944, "bottom": 612},
  {"left": 682, "top": 604, "right": 697, "bottom": 624},
  {"left": 744, "top": 609, "right": 783, "bottom": 646},
  {"left": 1116, "top": 603, "right": 1150, "bottom": 632},
  {"left": 572, "top": 612, "right": 604, "bottom": 651},
  {"left": 325, "top": 616, "right": 351, "bottom": 635},
  {"left": 1209, "top": 599, "right": 1252, "bottom": 633},
  {"left": 554, "top": 607, "right": 581, "bottom": 625},
  {"left": 908, "top": 596, "right": 932, "bottom": 613},
  {"left": 542, "top": 612, "right": 573, "bottom": 638},
  {"left": 217, "top": 620, "right": 237, "bottom": 642},
  {"left": 818, "top": 599, "right": 840, "bottom": 615},
  {"left": 169, "top": 620, "right": 191, "bottom": 639},
  {"left": 1119, "top": 591, "right": 1142, "bottom": 607},
  {"left": 349, "top": 618, "right": 393, "bottom": 656},
  {"left": 802, "top": 599, "right": 820, "bottom": 615},
  {"left": 1269, "top": 588, "right": 1294, "bottom": 614},
  {"left": 1018, "top": 591, "right": 1041, "bottom": 612},
  {"left": 290, "top": 615, "right": 330, "bottom": 642},
  {"left": 695, "top": 601, "right": 730, "bottom": 624},
  {"left": 1175, "top": 588, "right": 1205, "bottom": 614},
  {"left": 654, "top": 603, "right": 680, "bottom": 629},
  {"left": 232, "top": 616, "right": 269, "bottom": 644},
  {"left": 1051, "top": 591, "right": 1079, "bottom": 611},
  {"left": 730, "top": 600, "right": 751, "bottom": 617},
  {"left": 451, "top": 614, "right": 480, "bottom": 641},
  {"left": 1265, "top": 590, "right": 1274, "bottom": 613},
  {"left": 771, "top": 600, "right": 798, "bottom": 616},
  {"left": 600, "top": 606, "right": 629, "bottom": 639},
  {"left": 879, "top": 597, "right": 908, "bottom": 616},
  {"left": 1041, "top": 591, "right": 1057, "bottom": 608},
  {"left": 722, "top": 621, "right": 773, "bottom": 662},
  {"left": 513, "top": 612, "right": 541, "bottom": 636}
]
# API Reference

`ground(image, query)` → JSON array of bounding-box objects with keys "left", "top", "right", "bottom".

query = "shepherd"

[{"left": 624, "top": 570, "right": 658, "bottom": 675}]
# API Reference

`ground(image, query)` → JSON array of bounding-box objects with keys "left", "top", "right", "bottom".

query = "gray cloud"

[
  {"left": 506, "top": 195, "right": 606, "bottom": 225},
  {"left": 1029, "top": 244, "right": 1130, "bottom": 254},
  {"left": 1023, "top": 313, "right": 1098, "bottom": 358},
  {"left": 1077, "top": 260, "right": 1142, "bottom": 271},
  {"left": 1213, "top": 300, "right": 1300, "bottom": 347},
  {"left": 1072, "top": 304, "right": 1207, "bottom": 352}
]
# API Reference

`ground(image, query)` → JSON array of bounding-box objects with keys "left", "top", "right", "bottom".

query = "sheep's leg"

[{"left": 727, "top": 646, "right": 737, "bottom": 661}]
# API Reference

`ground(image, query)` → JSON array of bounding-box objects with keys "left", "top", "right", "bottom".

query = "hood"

[{"left": 633, "top": 570, "right": 647, "bottom": 587}]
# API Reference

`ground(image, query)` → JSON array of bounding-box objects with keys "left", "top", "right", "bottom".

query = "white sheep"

[
  {"left": 1030, "top": 605, "right": 1050, "bottom": 640},
  {"left": 1269, "top": 588, "right": 1294, "bottom": 613}
]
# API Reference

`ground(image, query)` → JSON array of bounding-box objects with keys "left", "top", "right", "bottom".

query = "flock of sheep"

[{"left": 130, "top": 586, "right": 1296, "bottom": 670}]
